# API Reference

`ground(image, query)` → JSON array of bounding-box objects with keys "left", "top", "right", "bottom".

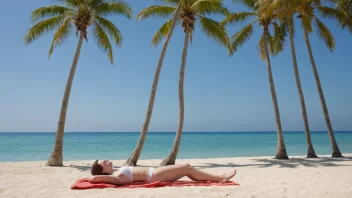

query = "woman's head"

[{"left": 91, "top": 159, "right": 113, "bottom": 175}]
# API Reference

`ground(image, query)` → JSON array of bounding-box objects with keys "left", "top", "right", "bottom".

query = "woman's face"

[{"left": 98, "top": 159, "right": 113, "bottom": 174}]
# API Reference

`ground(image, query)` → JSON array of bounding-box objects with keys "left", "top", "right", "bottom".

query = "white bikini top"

[{"left": 118, "top": 166, "right": 133, "bottom": 182}]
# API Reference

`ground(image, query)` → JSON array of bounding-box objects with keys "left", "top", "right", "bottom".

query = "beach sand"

[{"left": 1, "top": 155, "right": 352, "bottom": 198}]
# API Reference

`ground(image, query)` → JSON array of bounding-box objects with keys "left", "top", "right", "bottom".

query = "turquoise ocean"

[{"left": 0, "top": 131, "right": 351, "bottom": 162}]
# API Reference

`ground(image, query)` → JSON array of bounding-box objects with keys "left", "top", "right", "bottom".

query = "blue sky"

[{"left": 0, "top": 0, "right": 351, "bottom": 132}]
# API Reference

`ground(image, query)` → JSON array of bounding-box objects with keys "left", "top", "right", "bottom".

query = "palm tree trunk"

[
  {"left": 124, "top": 5, "right": 182, "bottom": 166},
  {"left": 160, "top": 30, "right": 189, "bottom": 166},
  {"left": 303, "top": 27, "right": 343, "bottom": 158},
  {"left": 288, "top": 19, "right": 317, "bottom": 158},
  {"left": 46, "top": 32, "right": 84, "bottom": 166},
  {"left": 263, "top": 26, "right": 289, "bottom": 160}
]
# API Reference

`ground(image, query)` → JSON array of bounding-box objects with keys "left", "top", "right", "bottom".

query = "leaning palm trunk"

[
  {"left": 263, "top": 26, "right": 289, "bottom": 160},
  {"left": 303, "top": 27, "right": 343, "bottom": 158},
  {"left": 288, "top": 19, "right": 317, "bottom": 158},
  {"left": 160, "top": 30, "right": 190, "bottom": 166},
  {"left": 124, "top": 5, "right": 182, "bottom": 166},
  {"left": 46, "top": 33, "right": 84, "bottom": 166}
]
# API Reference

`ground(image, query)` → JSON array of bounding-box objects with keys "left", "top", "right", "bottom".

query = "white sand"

[{"left": 1, "top": 155, "right": 352, "bottom": 198}]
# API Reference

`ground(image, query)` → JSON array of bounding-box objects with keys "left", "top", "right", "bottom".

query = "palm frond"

[
  {"left": 231, "top": 22, "right": 254, "bottom": 52},
  {"left": 191, "top": 0, "right": 228, "bottom": 16},
  {"left": 94, "top": 1, "right": 132, "bottom": 19},
  {"left": 266, "top": 32, "right": 274, "bottom": 57},
  {"left": 334, "top": 0, "right": 352, "bottom": 17},
  {"left": 158, "top": 0, "right": 181, "bottom": 5},
  {"left": 300, "top": 15, "right": 313, "bottom": 33},
  {"left": 48, "top": 18, "right": 73, "bottom": 57},
  {"left": 31, "top": 6, "right": 74, "bottom": 22},
  {"left": 95, "top": 16, "right": 123, "bottom": 47},
  {"left": 258, "top": 0, "right": 306, "bottom": 20},
  {"left": 152, "top": 19, "right": 181, "bottom": 46},
  {"left": 57, "top": 0, "right": 80, "bottom": 8},
  {"left": 314, "top": 17, "right": 335, "bottom": 51},
  {"left": 257, "top": 30, "right": 275, "bottom": 59},
  {"left": 271, "top": 21, "right": 288, "bottom": 56},
  {"left": 199, "top": 16, "right": 233, "bottom": 55},
  {"left": 318, "top": 6, "right": 352, "bottom": 32},
  {"left": 136, "top": 6, "right": 176, "bottom": 20},
  {"left": 92, "top": 22, "right": 114, "bottom": 64},
  {"left": 257, "top": 32, "right": 267, "bottom": 59},
  {"left": 24, "top": 15, "right": 67, "bottom": 45},
  {"left": 191, "top": 0, "right": 223, "bottom": 8},
  {"left": 221, "top": 12, "right": 256, "bottom": 26},
  {"left": 190, "top": 30, "right": 194, "bottom": 44},
  {"left": 88, "top": 0, "right": 104, "bottom": 8},
  {"left": 233, "top": 0, "right": 258, "bottom": 10},
  {"left": 312, "top": 0, "right": 322, "bottom": 6}
]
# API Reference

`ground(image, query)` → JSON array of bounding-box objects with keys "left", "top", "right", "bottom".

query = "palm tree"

[
  {"left": 130, "top": 0, "right": 232, "bottom": 166},
  {"left": 259, "top": 1, "right": 318, "bottom": 158},
  {"left": 24, "top": 0, "right": 132, "bottom": 166},
  {"left": 263, "top": 0, "right": 352, "bottom": 157},
  {"left": 123, "top": 4, "right": 182, "bottom": 166},
  {"left": 295, "top": 0, "right": 350, "bottom": 157},
  {"left": 222, "top": 0, "right": 289, "bottom": 159}
]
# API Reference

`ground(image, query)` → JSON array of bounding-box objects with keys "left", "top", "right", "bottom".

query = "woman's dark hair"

[{"left": 91, "top": 160, "right": 108, "bottom": 175}]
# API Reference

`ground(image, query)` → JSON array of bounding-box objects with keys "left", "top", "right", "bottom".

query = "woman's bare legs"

[{"left": 151, "top": 164, "right": 236, "bottom": 183}]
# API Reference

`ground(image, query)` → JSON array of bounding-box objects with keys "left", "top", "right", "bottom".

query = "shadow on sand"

[
  {"left": 68, "top": 156, "right": 352, "bottom": 171},
  {"left": 193, "top": 156, "right": 352, "bottom": 169}
]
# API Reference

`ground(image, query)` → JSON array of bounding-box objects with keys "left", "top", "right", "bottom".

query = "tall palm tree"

[
  {"left": 123, "top": 4, "right": 182, "bottom": 166},
  {"left": 24, "top": 0, "right": 132, "bottom": 166},
  {"left": 288, "top": 18, "right": 318, "bottom": 158},
  {"left": 222, "top": 0, "right": 289, "bottom": 159},
  {"left": 263, "top": 0, "right": 352, "bottom": 157},
  {"left": 259, "top": 0, "right": 318, "bottom": 158},
  {"left": 130, "top": 0, "right": 232, "bottom": 166},
  {"left": 295, "top": 0, "right": 350, "bottom": 157}
]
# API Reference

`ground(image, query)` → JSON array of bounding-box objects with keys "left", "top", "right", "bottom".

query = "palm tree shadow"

[
  {"left": 193, "top": 156, "right": 352, "bottom": 169},
  {"left": 255, "top": 156, "right": 352, "bottom": 168},
  {"left": 69, "top": 164, "right": 92, "bottom": 171},
  {"left": 193, "top": 163, "right": 261, "bottom": 169},
  {"left": 67, "top": 157, "right": 352, "bottom": 171}
]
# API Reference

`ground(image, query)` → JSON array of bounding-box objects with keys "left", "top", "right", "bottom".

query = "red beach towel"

[{"left": 71, "top": 178, "right": 240, "bottom": 190}]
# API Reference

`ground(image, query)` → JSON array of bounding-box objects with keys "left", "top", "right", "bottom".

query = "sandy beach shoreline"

[{"left": 1, "top": 154, "right": 352, "bottom": 198}]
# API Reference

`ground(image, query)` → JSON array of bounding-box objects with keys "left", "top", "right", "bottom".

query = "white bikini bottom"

[{"left": 147, "top": 168, "right": 155, "bottom": 183}]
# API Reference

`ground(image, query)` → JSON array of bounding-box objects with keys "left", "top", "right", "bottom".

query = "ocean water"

[{"left": 0, "top": 131, "right": 351, "bottom": 162}]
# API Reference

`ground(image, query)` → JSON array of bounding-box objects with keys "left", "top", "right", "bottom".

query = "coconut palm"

[
  {"left": 262, "top": 0, "right": 352, "bottom": 157},
  {"left": 222, "top": 0, "right": 289, "bottom": 159},
  {"left": 299, "top": 0, "right": 344, "bottom": 157},
  {"left": 330, "top": 0, "right": 352, "bottom": 31},
  {"left": 330, "top": 0, "right": 352, "bottom": 17},
  {"left": 124, "top": 4, "right": 182, "bottom": 166},
  {"left": 284, "top": 17, "right": 319, "bottom": 158},
  {"left": 259, "top": 0, "right": 318, "bottom": 158},
  {"left": 24, "top": 0, "right": 132, "bottom": 166},
  {"left": 125, "top": 0, "right": 232, "bottom": 166}
]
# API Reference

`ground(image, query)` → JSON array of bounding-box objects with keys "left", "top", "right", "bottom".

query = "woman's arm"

[{"left": 88, "top": 175, "right": 122, "bottom": 185}]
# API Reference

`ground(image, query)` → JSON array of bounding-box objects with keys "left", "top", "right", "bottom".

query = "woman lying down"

[{"left": 89, "top": 159, "right": 237, "bottom": 185}]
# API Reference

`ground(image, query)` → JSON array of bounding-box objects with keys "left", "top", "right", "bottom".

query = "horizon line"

[{"left": 1, "top": 131, "right": 351, "bottom": 133}]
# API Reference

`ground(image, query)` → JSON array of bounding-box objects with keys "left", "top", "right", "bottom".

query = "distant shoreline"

[
  {"left": 1, "top": 132, "right": 351, "bottom": 162},
  {"left": 1, "top": 154, "right": 352, "bottom": 164}
]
